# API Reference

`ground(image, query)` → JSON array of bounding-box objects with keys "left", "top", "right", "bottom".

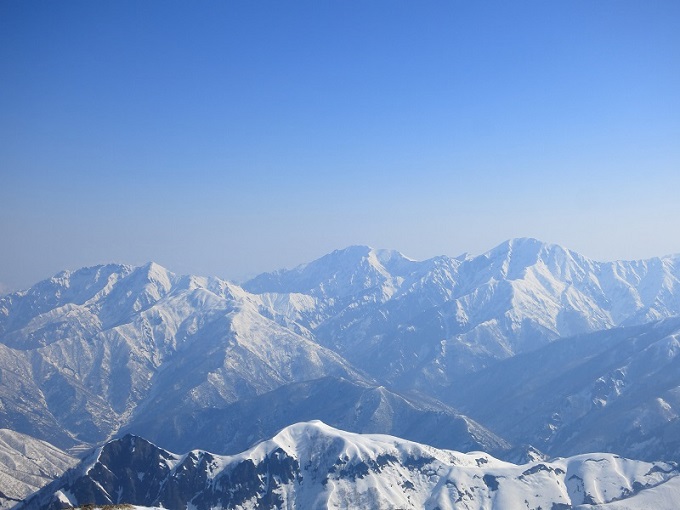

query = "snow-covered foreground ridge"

[{"left": 17, "top": 421, "right": 680, "bottom": 510}]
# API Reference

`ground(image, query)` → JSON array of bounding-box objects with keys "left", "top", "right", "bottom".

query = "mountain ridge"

[
  {"left": 119, "top": 376, "right": 511, "bottom": 459},
  {"left": 3, "top": 239, "right": 680, "bottom": 449},
  {"left": 244, "top": 238, "right": 680, "bottom": 389},
  {"left": 448, "top": 316, "right": 680, "bottom": 462},
  {"left": 18, "top": 422, "right": 680, "bottom": 510}
]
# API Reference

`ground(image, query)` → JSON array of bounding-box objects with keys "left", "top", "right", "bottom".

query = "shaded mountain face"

[
  {"left": 121, "top": 376, "right": 510, "bottom": 458},
  {"left": 244, "top": 239, "right": 680, "bottom": 392},
  {"left": 449, "top": 317, "right": 680, "bottom": 462},
  {"left": 19, "top": 422, "right": 680, "bottom": 510},
  {"left": 0, "top": 429, "right": 76, "bottom": 510}
]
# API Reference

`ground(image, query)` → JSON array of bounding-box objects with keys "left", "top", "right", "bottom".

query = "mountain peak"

[
  {"left": 243, "top": 245, "right": 414, "bottom": 297},
  {"left": 476, "top": 238, "right": 589, "bottom": 280},
  {"left": 136, "top": 261, "right": 175, "bottom": 288},
  {"left": 330, "top": 244, "right": 373, "bottom": 256},
  {"left": 489, "top": 237, "right": 558, "bottom": 257}
]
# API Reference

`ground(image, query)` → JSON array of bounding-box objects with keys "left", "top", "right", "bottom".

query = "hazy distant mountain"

[
  {"left": 3, "top": 239, "right": 680, "bottom": 448},
  {"left": 5, "top": 238, "right": 680, "bottom": 507},
  {"left": 122, "top": 376, "right": 510, "bottom": 458},
  {"left": 19, "top": 422, "right": 680, "bottom": 510},
  {"left": 0, "top": 263, "right": 362, "bottom": 448},
  {"left": 449, "top": 317, "right": 680, "bottom": 462},
  {"left": 245, "top": 238, "right": 680, "bottom": 392},
  {"left": 0, "top": 430, "right": 75, "bottom": 509}
]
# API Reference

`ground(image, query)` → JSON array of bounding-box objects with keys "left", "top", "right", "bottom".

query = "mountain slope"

[
  {"left": 0, "top": 430, "right": 76, "bottom": 509},
  {"left": 121, "top": 376, "right": 511, "bottom": 458},
  {"left": 449, "top": 317, "right": 680, "bottom": 462},
  {"left": 19, "top": 422, "right": 680, "bottom": 510},
  {"left": 0, "top": 264, "right": 364, "bottom": 448}
]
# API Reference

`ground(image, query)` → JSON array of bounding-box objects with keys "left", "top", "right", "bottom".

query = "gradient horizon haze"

[{"left": 1, "top": 0, "right": 679, "bottom": 292}]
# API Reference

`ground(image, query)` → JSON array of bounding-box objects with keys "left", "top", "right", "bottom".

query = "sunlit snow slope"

[
  {"left": 0, "top": 430, "right": 75, "bottom": 509},
  {"left": 19, "top": 422, "right": 680, "bottom": 510}
]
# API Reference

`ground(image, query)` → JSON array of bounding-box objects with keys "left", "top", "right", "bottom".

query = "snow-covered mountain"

[
  {"left": 0, "top": 263, "right": 363, "bottom": 448},
  {"left": 245, "top": 239, "right": 680, "bottom": 391},
  {"left": 5, "top": 238, "right": 680, "bottom": 508},
  {"left": 122, "top": 376, "right": 510, "bottom": 458},
  {"left": 0, "top": 430, "right": 76, "bottom": 509},
  {"left": 18, "top": 422, "right": 680, "bottom": 510},
  {"left": 449, "top": 316, "right": 680, "bottom": 462},
  {"left": 3, "top": 240, "right": 680, "bottom": 449}
]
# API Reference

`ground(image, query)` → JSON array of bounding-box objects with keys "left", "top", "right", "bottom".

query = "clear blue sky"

[{"left": 1, "top": 0, "right": 679, "bottom": 291}]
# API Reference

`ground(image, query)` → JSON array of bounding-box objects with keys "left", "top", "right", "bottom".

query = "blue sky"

[{"left": 1, "top": 1, "right": 679, "bottom": 290}]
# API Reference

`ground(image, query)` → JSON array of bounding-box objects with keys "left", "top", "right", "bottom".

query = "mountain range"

[
  {"left": 3, "top": 238, "right": 680, "bottom": 508},
  {"left": 18, "top": 422, "right": 680, "bottom": 510},
  {"left": 246, "top": 239, "right": 680, "bottom": 390}
]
